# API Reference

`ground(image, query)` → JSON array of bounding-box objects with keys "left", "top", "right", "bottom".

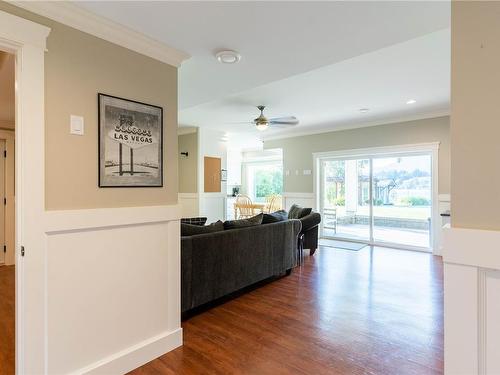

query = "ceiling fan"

[{"left": 244, "top": 105, "right": 299, "bottom": 131}]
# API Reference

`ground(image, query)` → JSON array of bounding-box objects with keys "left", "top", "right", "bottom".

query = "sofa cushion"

[
  {"left": 224, "top": 213, "right": 263, "bottom": 230},
  {"left": 181, "top": 220, "right": 224, "bottom": 236},
  {"left": 181, "top": 217, "right": 208, "bottom": 226},
  {"left": 288, "top": 204, "right": 312, "bottom": 219},
  {"left": 262, "top": 210, "right": 288, "bottom": 224}
]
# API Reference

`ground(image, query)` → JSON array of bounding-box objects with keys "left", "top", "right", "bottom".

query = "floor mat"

[{"left": 319, "top": 239, "right": 367, "bottom": 251}]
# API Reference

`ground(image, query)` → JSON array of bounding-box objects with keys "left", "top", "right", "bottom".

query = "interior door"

[{"left": 204, "top": 156, "right": 221, "bottom": 192}]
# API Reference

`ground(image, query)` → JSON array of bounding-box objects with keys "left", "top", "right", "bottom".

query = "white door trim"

[
  {"left": 313, "top": 142, "right": 440, "bottom": 253},
  {"left": 0, "top": 9, "right": 51, "bottom": 374}
]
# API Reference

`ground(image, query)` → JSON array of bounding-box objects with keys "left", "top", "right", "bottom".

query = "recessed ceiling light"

[
  {"left": 359, "top": 108, "right": 370, "bottom": 113},
  {"left": 215, "top": 50, "right": 241, "bottom": 64},
  {"left": 406, "top": 99, "right": 417, "bottom": 105}
]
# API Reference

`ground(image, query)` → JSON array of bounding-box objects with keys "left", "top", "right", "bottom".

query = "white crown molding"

[
  {"left": 0, "top": 8, "right": 50, "bottom": 49},
  {"left": 11, "top": 1, "right": 190, "bottom": 67},
  {"left": 262, "top": 110, "right": 450, "bottom": 142}
]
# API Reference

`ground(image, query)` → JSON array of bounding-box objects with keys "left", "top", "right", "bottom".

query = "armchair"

[
  {"left": 288, "top": 204, "right": 322, "bottom": 257},
  {"left": 299, "top": 212, "right": 322, "bottom": 256}
]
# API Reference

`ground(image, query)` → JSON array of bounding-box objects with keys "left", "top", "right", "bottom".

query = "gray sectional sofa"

[{"left": 181, "top": 219, "right": 301, "bottom": 313}]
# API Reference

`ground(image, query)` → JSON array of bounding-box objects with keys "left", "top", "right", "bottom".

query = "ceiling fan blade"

[
  {"left": 225, "top": 121, "right": 255, "bottom": 125},
  {"left": 269, "top": 116, "right": 299, "bottom": 125}
]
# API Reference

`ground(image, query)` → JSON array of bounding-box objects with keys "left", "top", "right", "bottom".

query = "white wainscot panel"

[
  {"left": 486, "top": 270, "right": 500, "bottom": 374},
  {"left": 44, "top": 205, "right": 182, "bottom": 375},
  {"left": 178, "top": 193, "right": 199, "bottom": 218},
  {"left": 282, "top": 192, "right": 315, "bottom": 211},
  {"left": 443, "top": 227, "right": 500, "bottom": 375},
  {"left": 200, "top": 193, "right": 226, "bottom": 223}
]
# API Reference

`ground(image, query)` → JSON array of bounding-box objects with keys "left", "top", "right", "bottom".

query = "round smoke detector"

[{"left": 215, "top": 50, "right": 241, "bottom": 64}]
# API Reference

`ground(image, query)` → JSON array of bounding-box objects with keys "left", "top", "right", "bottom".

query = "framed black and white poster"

[{"left": 98, "top": 93, "right": 163, "bottom": 187}]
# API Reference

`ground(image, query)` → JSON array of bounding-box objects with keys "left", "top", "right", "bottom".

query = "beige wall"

[
  {"left": 178, "top": 131, "right": 198, "bottom": 193},
  {"left": 265, "top": 116, "right": 450, "bottom": 194},
  {"left": 0, "top": 2, "right": 178, "bottom": 210},
  {"left": 451, "top": 1, "right": 500, "bottom": 230}
]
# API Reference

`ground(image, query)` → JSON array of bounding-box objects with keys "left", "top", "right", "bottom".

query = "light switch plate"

[
  {"left": 285, "top": 170, "right": 290, "bottom": 176},
  {"left": 303, "top": 169, "right": 312, "bottom": 175},
  {"left": 70, "top": 115, "right": 84, "bottom": 136}
]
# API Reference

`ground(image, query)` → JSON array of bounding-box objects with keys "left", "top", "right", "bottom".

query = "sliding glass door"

[
  {"left": 320, "top": 159, "right": 370, "bottom": 241},
  {"left": 372, "top": 155, "right": 431, "bottom": 248},
  {"left": 319, "top": 150, "right": 433, "bottom": 251}
]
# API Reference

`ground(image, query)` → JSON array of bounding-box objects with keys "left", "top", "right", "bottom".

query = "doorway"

[
  {"left": 0, "top": 10, "right": 50, "bottom": 374},
  {"left": 315, "top": 143, "right": 439, "bottom": 252},
  {"left": 0, "top": 49, "right": 16, "bottom": 375}
]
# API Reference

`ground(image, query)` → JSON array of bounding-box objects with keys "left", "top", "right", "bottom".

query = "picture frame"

[{"left": 98, "top": 93, "right": 163, "bottom": 187}]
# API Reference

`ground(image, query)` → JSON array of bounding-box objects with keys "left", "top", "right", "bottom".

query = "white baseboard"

[{"left": 79, "top": 328, "right": 182, "bottom": 375}]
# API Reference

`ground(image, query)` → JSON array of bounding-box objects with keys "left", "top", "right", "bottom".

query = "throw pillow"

[
  {"left": 223, "top": 213, "right": 264, "bottom": 230},
  {"left": 262, "top": 210, "right": 288, "bottom": 224},
  {"left": 181, "top": 220, "right": 224, "bottom": 236},
  {"left": 288, "top": 204, "right": 312, "bottom": 219}
]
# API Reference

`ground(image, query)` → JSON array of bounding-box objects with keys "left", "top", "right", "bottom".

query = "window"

[{"left": 246, "top": 163, "right": 283, "bottom": 202}]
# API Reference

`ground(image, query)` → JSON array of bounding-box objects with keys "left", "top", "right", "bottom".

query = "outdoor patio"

[
  {"left": 322, "top": 224, "right": 430, "bottom": 248},
  {"left": 322, "top": 205, "right": 431, "bottom": 249}
]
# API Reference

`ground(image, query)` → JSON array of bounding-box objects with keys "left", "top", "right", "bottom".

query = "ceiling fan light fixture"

[
  {"left": 256, "top": 122, "right": 269, "bottom": 131},
  {"left": 215, "top": 50, "right": 241, "bottom": 64}
]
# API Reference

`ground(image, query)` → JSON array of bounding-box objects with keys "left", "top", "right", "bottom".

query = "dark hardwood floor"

[
  {"left": 0, "top": 247, "right": 443, "bottom": 375},
  {"left": 130, "top": 246, "right": 443, "bottom": 375},
  {"left": 0, "top": 265, "right": 14, "bottom": 375}
]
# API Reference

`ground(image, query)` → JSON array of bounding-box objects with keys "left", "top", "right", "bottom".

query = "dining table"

[{"left": 233, "top": 202, "right": 266, "bottom": 219}]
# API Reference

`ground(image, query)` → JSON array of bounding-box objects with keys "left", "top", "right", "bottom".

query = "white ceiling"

[
  {"left": 0, "top": 51, "right": 15, "bottom": 123},
  {"left": 181, "top": 29, "right": 450, "bottom": 139},
  {"left": 76, "top": 1, "right": 451, "bottom": 142}
]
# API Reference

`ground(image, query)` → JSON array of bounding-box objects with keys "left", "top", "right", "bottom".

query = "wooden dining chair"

[
  {"left": 269, "top": 194, "right": 282, "bottom": 212},
  {"left": 265, "top": 194, "right": 282, "bottom": 213},
  {"left": 235, "top": 194, "right": 255, "bottom": 219},
  {"left": 264, "top": 195, "right": 275, "bottom": 213}
]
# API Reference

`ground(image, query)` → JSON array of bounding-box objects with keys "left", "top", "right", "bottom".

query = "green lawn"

[{"left": 330, "top": 205, "right": 431, "bottom": 220}]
